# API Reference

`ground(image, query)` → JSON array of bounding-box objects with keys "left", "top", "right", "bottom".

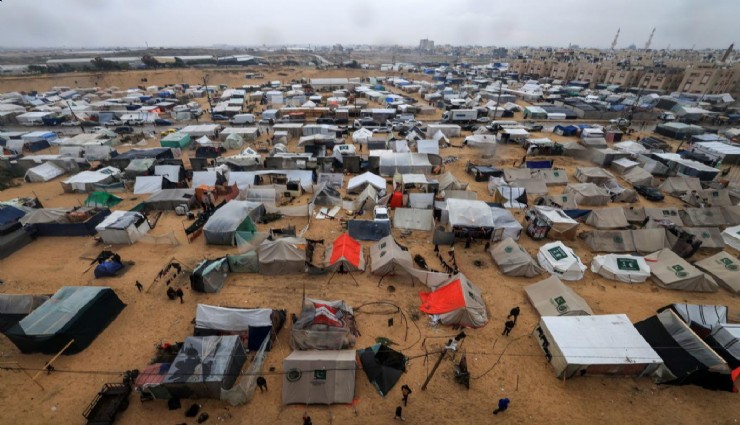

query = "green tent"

[
  {"left": 84, "top": 191, "right": 122, "bottom": 208},
  {"left": 160, "top": 132, "right": 192, "bottom": 149},
  {"left": 227, "top": 251, "right": 260, "bottom": 273}
]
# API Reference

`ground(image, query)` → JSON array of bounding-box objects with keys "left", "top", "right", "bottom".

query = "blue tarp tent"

[{"left": 94, "top": 261, "right": 124, "bottom": 278}]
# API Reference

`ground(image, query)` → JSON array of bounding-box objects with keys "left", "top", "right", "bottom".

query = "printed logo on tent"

[
  {"left": 719, "top": 257, "right": 738, "bottom": 271},
  {"left": 670, "top": 264, "right": 688, "bottom": 278},
  {"left": 705, "top": 211, "right": 713, "bottom": 217},
  {"left": 287, "top": 368, "right": 302, "bottom": 382},
  {"left": 550, "top": 296, "right": 569, "bottom": 313},
  {"left": 701, "top": 231, "right": 710, "bottom": 238},
  {"left": 613, "top": 235, "right": 624, "bottom": 244},
  {"left": 616, "top": 258, "right": 640, "bottom": 271},
  {"left": 314, "top": 370, "right": 327, "bottom": 380},
  {"left": 553, "top": 171, "right": 560, "bottom": 177},
  {"left": 547, "top": 246, "right": 568, "bottom": 261},
  {"left": 504, "top": 246, "right": 513, "bottom": 253}
]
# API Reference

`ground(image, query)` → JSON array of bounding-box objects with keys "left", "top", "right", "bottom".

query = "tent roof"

[
  {"left": 694, "top": 251, "right": 740, "bottom": 294},
  {"left": 347, "top": 171, "right": 385, "bottom": 192},
  {"left": 447, "top": 198, "right": 494, "bottom": 227},
  {"left": 419, "top": 273, "right": 488, "bottom": 328},
  {"left": 490, "top": 237, "right": 543, "bottom": 277},
  {"left": 327, "top": 233, "right": 364, "bottom": 269},
  {"left": 525, "top": 275, "right": 592, "bottom": 316},
  {"left": 645, "top": 249, "right": 718, "bottom": 292},
  {"left": 585, "top": 207, "right": 629, "bottom": 229}
]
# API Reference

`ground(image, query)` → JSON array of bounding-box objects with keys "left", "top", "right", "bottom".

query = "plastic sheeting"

[
  {"left": 134, "top": 176, "right": 163, "bottom": 194},
  {"left": 537, "top": 241, "right": 586, "bottom": 281},
  {"left": 591, "top": 254, "right": 651, "bottom": 283},
  {"left": 25, "top": 162, "right": 65, "bottom": 182},
  {"left": 446, "top": 198, "right": 494, "bottom": 228}
]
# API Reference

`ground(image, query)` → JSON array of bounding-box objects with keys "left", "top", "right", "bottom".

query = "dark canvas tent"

[
  {"left": 3, "top": 286, "right": 124, "bottom": 354},
  {"left": 347, "top": 220, "right": 391, "bottom": 241},
  {"left": 282, "top": 350, "right": 356, "bottom": 405},
  {"left": 312, "top": 182, "right": 342, "bottom": 206},
  {"left": 0, "top": 205, "right": 32, "bottom": 260},
  {"left": 162, "top": 335, "right": 247, "bottom": 399},
  {"left": 226, "top": 251, "right": 260, "bottom": 273},
  {"left": 190, "top": 258, "right": 230, "bottom": 293},
  {"left": 635, "top": 309, "right": 735, "bottom": 391},
  {"left": 0, "top": 294, "right": 49, "bottom": 332},
  {"left": 257, "top": 237, "right": 306, "bottom": 275},
  {"left": 694, "top": 251, "right": 740, "bottom": 294},
  {"left": 419, "top": 274, "right": 488, "bottom": 328},
  {"left": 20, "top": 207, "right": 111, "bottom": 237},
  {"left": 706, "top": 324, "right": 740, "bottom": 369},
  {"left": 357, "top": 343, "right": 407, "bottom": 396},
  {"left": 144, "top": 189, "right": 196, "bottom": 211},
  {"left": 668, "top": 227, "right": 725, "bottom": 251},
  {"left": 489, "top": 237, "right": 544, "bottom": 277},
  {"left": 582, "top": 229, "right": 669, "bottom": 254},
  {"left": 658, "top": 303, "right": 728, "bottom": 334},
  {"left": 524, "top": 275, "right": 592, "bottom": 317}
]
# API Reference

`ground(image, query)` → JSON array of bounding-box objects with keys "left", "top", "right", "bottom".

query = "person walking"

[
  {"left": 401, "top": 384, "right": 412, "bottom": 406},
  {"left": 135, "top": 281, "right": 143, "bottom": 292},
  {"left": 502, "top": 319, "right": 515, "bottom": 336},
  {"left": 256, "top": 376, "right": 268, "bottom": 392},
  {"left": 175, "top": 288, "right": 184, "bottom": 304},
  {"left": 508, "top": 306, "right": 521, "bottom": 322},
  {"left": 493, "top": 397, "right": 510, "bottom": 415},
  {"left": 302, "top": 414, "right": 313, "bottom": 425}
]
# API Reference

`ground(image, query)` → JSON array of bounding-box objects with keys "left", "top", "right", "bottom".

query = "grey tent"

[
  {"left": 721, "top": 206, "right": 740, "bottom": 226},
  {"left": 282, "top": 350, "right": 356, "bottom": 405},
  {"left": 622, "top": 167, "right": 656, "bottom": 187},
  {"left": 162, "top": 335, "right": 247, "bottom": 399},
  {"left": 582, "top": 228, "right": 669, "bottom": 254},
  {"left": 660, "top": 177, "right": 702, "bottom": 197},
  {"left": 644, "top": 207, "right": 684, "bottom": 226},
  {"left": 226, "top": 251, "right": 260, "bottom": 273},
  {"left": 565, "top": 183, "right": 610, "bottom": 206},
  {"left": 679, "top": 207, "right": 727, "bottom": 227},
  {"left": 291, "top": 298, "right": 356, "bottom": 350},
  {"left": 203, "top": 201, "right": 263, "bottom": 245},
  {"left": 509, "top": 177, "right": 548, "bottom": 196},
  {"left": 524, "top": 275, "right": 592, "bottom": 317},
  {"left": 489, "top": 238, "right": 544, "bottom": 277},
  {"left": 536, "top": 169, "right": 569, "bottom": 186},
  {"left": 644, "top": 249, "right": 719, "bottom": 292},
  {"left": 370, "top": 236, "right": 415, "bottom": 278},
  {"left": 0, "top": 294, "right": 50, "bottom": 332},
  {"left": 312, "top": 182, "right": 342, "bottom": 206},
  {"left": 257, "top": 237, "right": 307, "bottom": 275},
  {"left": 437, "top": 171, "right": 468, "bottom": 191},
  {"left": 393, "top": 208, "right": 434, "bottom": 231},
  {"left": 144, "top": 189, "right": 196, "bottom": 211},
  {"left": 680, "top": 189, "right": 733, "bottom": 207},
  {"left": 490, "top": 207, "right": 523, "bottom": 240},
  {"left": 667, "top": 227, "right": 725, "bottom": 250},
  {"left": 624, "top": 206, "right": 647, "bottom": 225},
  {"left": 190, "top": 258, "right": 230, "bottom": 293},
  {"left": 585, "top": 207, "right": 629, "bottom": 229},
  {"left": 694, "top": 251, "right": 740, "bottom": 294},
  {"left": 574, "top": 167, "right": 615, "bottom": 185}
]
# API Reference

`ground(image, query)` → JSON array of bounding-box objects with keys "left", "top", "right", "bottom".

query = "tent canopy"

[
  {"left": 537, "top": 241, "right": 586, "bottom": 281},
  {"left": 358, "top": 344, "right": 407, "bottom": 396},
  {"left": 258, "top": 237, "right": 306, "bottom": 275},
  {"left": 694, "top": 251, "right": 740, "bottom": 294},
  {"left": 524, "top": 275, "right": 592, "bottom": 317},
  {"left": 282, "top": 350, "right": 356, "bottom": 405},
  {"left": 591, "top": 254, "right": 651, "bottom": 283},
  {"left": 585, "top": 207, "right": 629, "bottom": 229},
  {"left": 490, "top": 237, "right": 543, "bottom": 277},
  {"left": 419, "top": 273, "right": 488, "bottom": 328},
  {"left": 325, "top": 233, "right": 366, "bottom": 272},
  {"left": 645, "top": 249, "right": 718, "bottom": 292}
]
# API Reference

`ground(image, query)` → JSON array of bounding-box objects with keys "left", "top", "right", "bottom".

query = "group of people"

[
  {"left": 393, "top": 384, "right": 413, "bottom": 421},
  {"left": 433, "top": 245, "right": 459, "bottom": 275},
  {"left": 502, "top": 306, "right": 520, "bottom": 336}
]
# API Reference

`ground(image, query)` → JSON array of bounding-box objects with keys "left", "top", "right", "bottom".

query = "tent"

[
  {"left": 347, "top": 171, "right": 385, "bottom": 193},
  {"left": 585, "top": 207, "right": 629, "bottom": 229},
  {"left": 312, "top": 183, "right": 342, "bottom": 207},
  {"left": 721, "top": 225, "right": 740, "bottom": 250},
  {"left": 226, "top": 251, "right": 260, "bottom": 273},
  {"left": 347, "top": 220, "right": 391, "bottom": 241},
  {"left": 524, "top": 275, "right": 592, "bottom": 317},
  {"left": 490, "top": 207, "right": 523, "bottom": 240},
  {"left": 94, "top": 260, "right": 125, "bottom": 278},
  {"left": 536, "top": 314, "right": 662, "bottom": 379},
  {"left": 489, "top": 238, "right": 544, "bottom": 277},
  {"left": 590, "top": 254, "right": 651, "bottom": 283},
  {"left": 419, "top": 273, "right": 488, "bottom": 328},
  {"left": 20, "top": 207, "right": 111, "bottom": 237},
  {"left": 706, "top": 324, "right": 740, "bottom": 369},
  {"left": 659, "top": 303, "right": 728, "bottom": 334},
  {"left": 488, "top": 178, "right": 528, "bottom": 208},
  {"left": 644, "top": 207, "right": 684, "bottom": 226},
  {"left": 644, "top": 249, "right": 719, "bottom": 292},
  {"left": 257, "top": 237, "right": 306, "bottom": 275},
  {"left": 393, "top": 208, "right": 434, "bottom": 231},
  {"left": 24, "top": 162, "right": 65, "bottom": 182},
  {"left": 61, "top": 168, "right": 119, "bottom": 193},
  {"left": 574, "top": 167, "right": 615, "bottom": 185},
  {"left": 679, "top": 207, "right": 727, "bottom": 228},
  {"left": 722, "top": 206, "right": 740, "bottom": 226},
  {"left": 437, "top": 171, "right": 468, "bottom": 192},
  {"left": 582, "top": 228, "right": 669, "bottom": 254},
  {"left": 537, "top": 241, "right": 586, "bottom": 281},
  {"left": 162, "top": 335, "right": 247, "bottom": 399},
  {"left": 536, "top": 169, "right": 569, "bottom": 186},
  {"left": 282, "top": 350, "right": 356, "bottom": 405},
  {"left": 528, "top": 206, "right": 580, "bottom": 240},
  {"left": 291, "top": 299, "right": 357, "bottom": 350},
  {"left": 681, "top": 189, "right": 733, "bottom": 208},
  {"left": 190, "top": 258, "right": 230, "bottom": 293},
  {"left": 134, "top": 175, "right": 167, "bottom": 194},
  {"left": 370, "top": 236, "right": 414, "bottom": 277},
  {"left": 565, "top": 183, "right": 610, "bottom": 206},
  {"left": 325, "top": 233, "right": 366, "bottom": 272},
  {"left": 3, "top": 286, "right": 125, "bottom": 354},
  {"left": 194, "top": 304, "right": 283, "bottom": 351},
  {"left": 160, "top": 132, "right": 191, "bottom": 149},
  {"left": 94, "top": 211, "right": 151, "bottom": 245},
  {"left": 203, "top": 201, "right": 263, "bottom": 245},
  {"left": 635, "top": 309, "right": 735, "bottom": 391},
  {"left": 357, "top": 344, "right": 406, "bottom": 396},
  {"left": 694, "top": 251, "right": 740, "bottom": 294},
  {"left": 668, "top": 227, "right": 725, "bottom": 250},
  {"left": 84, "top": 191, "right": 122, "bottom": 208},
  {"left": 622, "top": 167, "right": 656, "bottom": 187},
  {"left": 0, "top": 294, "right": 50, "bottom": 332},
  {"left": 446, "top": 198, "right": 495, "bottom": 230},
  {"left": 660, "top": 177, "right": 702, "bottom": 197},
  {"left": 144, "top": 189, "right": 196, "bottom": 211}
]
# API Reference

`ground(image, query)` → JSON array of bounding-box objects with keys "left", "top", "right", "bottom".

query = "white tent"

[
  {"left": 24, "top": 162, "right": 65, "bottom": 182},
  {"left": 590, "top": 254, "right": 651, "bottom": 283},
  {"left": 537, "top": 241, "right": 586, "bottom": 281},
  {"left": 721, "top": 225, "right": 740, "bottom": 251},
  {"left": 133, "top": 176, "right": 163, "bottom": 194},
  {"left": 347, "top": 171, "right": 386, "bottom": 193},
  {"left": 192, "top": 170, "right": 218, "bottom": 187},
  {"left": 352, "top": 128, "right": 373, "bottom": 144},
  {"left": 490, "top": 207, "right": 523, "bottom": 240},
  {"left": 94, "top": 211, "right": 151, "bottom": 245},
  {"left": 154, "top": 165, "right": 181, "bottom": 182}
]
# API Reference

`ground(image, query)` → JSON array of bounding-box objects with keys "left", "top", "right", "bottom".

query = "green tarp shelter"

[{"left": 84, "top": 191, "right": 122, "bottom": 208}]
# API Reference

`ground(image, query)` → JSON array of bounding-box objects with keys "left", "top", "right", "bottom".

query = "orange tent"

[
  {"left": 325, "top": 233, "right": 366, "bottom": 272},
  {"left": 419, "top": 274, "right": 488, "bottom": 328}
]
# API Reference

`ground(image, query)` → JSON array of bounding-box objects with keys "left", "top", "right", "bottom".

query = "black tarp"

[
  {"left": 358, "top": 344, "right": 407, "bottom": 396},
  {"left": 348, "top": 220, "right": 391, "bottom": 241},
  {"left": 3, "top": 287, "right": 125, "bottom": 354},
  {"left": 0, "top": 295, "right": 49, "bottom": 332}
]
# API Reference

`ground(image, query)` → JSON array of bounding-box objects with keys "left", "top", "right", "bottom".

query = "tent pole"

[
  {"left": 349, "top": 272, "right": 359, "bottom": 286},
  {"left": 421, "top": 345, "right": 448, "bottom": 391},
  {"left": 33, "top": 339, "right": 75, "bottom": 380}
]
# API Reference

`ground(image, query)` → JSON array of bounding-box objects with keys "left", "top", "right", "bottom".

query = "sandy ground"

[{"left": 0, "top": 69, "right": 739, "bottom": 425}]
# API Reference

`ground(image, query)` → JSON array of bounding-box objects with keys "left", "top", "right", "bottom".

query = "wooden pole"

[
  {"left": 421, "top": 345, "right": 448, "bottom": 391},
  {"left": 33, "top": 339, "right": 75, "bottom": 380}
]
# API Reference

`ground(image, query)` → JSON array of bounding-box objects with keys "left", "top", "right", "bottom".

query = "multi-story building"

[
  {"left": 419, "top": 39, "right": 435, "bottom": 52},
  {"left": 677, "top": 64, "right": 740, "bottom": 95}
]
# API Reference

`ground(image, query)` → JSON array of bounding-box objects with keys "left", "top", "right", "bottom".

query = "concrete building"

[
  {"left": 677, "top": 64, "right": 740, "bottom": 95},
  {"left": 419, "top": 39, "right": 435, "bottom": 52}
]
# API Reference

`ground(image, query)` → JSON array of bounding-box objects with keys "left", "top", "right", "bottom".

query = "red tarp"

[
  {"left": 389, "top": 191, "right": 404, "bottom": 208},
  {"left": 329, "top": 233, "right": 362, "bottom": 268},
  {"left": 419, "top": 278, "right": 465, "bottom": 315}
]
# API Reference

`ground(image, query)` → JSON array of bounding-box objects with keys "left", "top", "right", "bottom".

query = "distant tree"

[{"left": 142, "top": 55, "right": 160, "bottom": 69}]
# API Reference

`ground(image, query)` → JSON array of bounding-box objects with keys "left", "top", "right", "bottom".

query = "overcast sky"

[{"left": 0, "top": 0, "right": 736, "bottom": 50}]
